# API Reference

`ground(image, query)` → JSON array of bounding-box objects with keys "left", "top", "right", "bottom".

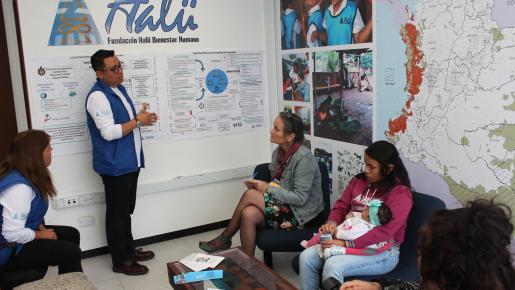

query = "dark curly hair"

[
  {"left": 419, "top": 199, "right": 515, "bottom": 290},
  {"left": 357, "top": 140, "right": 411, "bottom": 195}
]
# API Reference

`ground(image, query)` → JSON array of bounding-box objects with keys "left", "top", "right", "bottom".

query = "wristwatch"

[{"left": 134, "top": 116, "right": 141, "bottom": 128}]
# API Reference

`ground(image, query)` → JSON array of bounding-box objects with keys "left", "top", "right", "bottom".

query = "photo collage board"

[{"left": 278, "top": 0, "right": 374, "bottom": 203}]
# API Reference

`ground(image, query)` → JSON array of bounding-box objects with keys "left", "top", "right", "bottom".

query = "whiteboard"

[{"left": 15, "top": 0, "right": 274, "bottom": 197}]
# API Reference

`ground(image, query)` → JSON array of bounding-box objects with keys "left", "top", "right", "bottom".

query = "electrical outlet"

[{"left": 60, "top": 196, "right": 80, "bottom": 208}]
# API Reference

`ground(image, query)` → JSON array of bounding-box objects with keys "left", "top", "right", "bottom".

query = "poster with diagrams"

[
  {"left": 165, "top": 51, "right": 264, "bottom": 139},
  {"left": 28, "top": 55, "right": 95, "bottom": 155},
  {"left": 26, "top": 50, "right": 265, "bottom": 155},
  {"left": 122, "top": 54, "right": 164, "bottom": 143}
]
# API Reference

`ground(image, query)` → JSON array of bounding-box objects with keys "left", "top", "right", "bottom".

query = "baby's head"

[{"left": 362, "top": 199, "right": 392, "bottom": 226}]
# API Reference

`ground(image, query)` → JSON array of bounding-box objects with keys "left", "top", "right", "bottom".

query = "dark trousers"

[
  {"left": 2, "top": 225, "right": 82, "bottom": 289},
  {"left": 100, "top": 170, "right": 139, "bottom": 267}
]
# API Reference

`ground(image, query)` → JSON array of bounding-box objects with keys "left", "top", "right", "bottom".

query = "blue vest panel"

[
  {"left": 308, "top": 9, "right": 323, "bottom": 33},
  {"left": 283, "top": 10, "right": 301, "bottom": 49},
  {"left": 308, "top": 9, "right": 324, "bottom": 46},
  {"left": 0, "top": 170, "right": 48, "bottom": 266},
  {"left": 86, "top": 80, "right": 144, "bottom": 176},
  {"left": 324, "top": 1, "right": 357, "bottom": 45}
]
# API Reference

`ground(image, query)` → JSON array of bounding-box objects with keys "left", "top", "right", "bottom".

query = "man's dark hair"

[{"left": 91, "top": 49, "right": 115, "bottom": 71}]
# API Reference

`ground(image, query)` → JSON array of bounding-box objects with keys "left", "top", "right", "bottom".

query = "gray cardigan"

[{"left": 267, "top": 146, "right": 324, "bottom": 226}]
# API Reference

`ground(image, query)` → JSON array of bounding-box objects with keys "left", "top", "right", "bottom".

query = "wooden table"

[{"left": 167, "top": 247, "right": 297, "bottom": 290}]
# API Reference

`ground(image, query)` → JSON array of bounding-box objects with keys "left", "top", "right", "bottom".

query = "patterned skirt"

[{"left": 264, "top": 193, "right": 299, "bottom": 230}]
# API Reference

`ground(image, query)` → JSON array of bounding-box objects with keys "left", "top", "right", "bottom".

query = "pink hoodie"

[{"left": 327, "top": 177, "right": 413, "bottom": 248}]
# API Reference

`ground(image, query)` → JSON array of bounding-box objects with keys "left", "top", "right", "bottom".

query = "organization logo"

[
  {"left": 37, "top": 66, "right": 46, "bottom": 76},
  {"left": 47, "top": 0, "right": 199, "bottom": 46},
  {"left": 48, "top": 0, "right": 102, "bottom": 46}
]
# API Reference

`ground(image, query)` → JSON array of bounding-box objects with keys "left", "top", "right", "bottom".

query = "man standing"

[{"left": 86, "top": 50, "right": 157, "bottom": 275}]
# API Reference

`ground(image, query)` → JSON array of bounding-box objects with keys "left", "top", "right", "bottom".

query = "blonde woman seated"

[{"left": 199, "top": 112, "right": 324, "bottom": 256}]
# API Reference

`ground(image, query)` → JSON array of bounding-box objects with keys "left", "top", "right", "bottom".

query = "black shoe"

[
  {"left": 322, "top": 277, "right": 342, "bottom": 290},
  {"left": 113, "top": 261, "right": 149, "bottom": 275},
  {"left": 199, "top": 235, "right": 232, "bottom": 253},
  {"left": 133, "top": 248, "right": 155, "bottom": 261}
]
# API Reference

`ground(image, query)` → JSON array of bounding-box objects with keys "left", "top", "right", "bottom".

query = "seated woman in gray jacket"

[{"left": 200, "top": 112, "right": 324, "bottom": 256}]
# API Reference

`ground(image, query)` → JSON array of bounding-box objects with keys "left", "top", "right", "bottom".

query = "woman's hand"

[
  {"left": 38, "top": 224, "right": 46, "bottom": 231},
  {"left": 320, "top": 239, "right": 345, "bottom": 250},
  {"left": 243, "top": 179, "right": 254, "bottom": 189},
  {"left": 35, "top": 228, "right": 57, "bottom": 240},
  {"left": 319, "top": 222, "right": 337, "bottom": 235},
  {"left": 243, "top": 179, "right": 269, "bottom": 193},
  {"left": 340, "top": 280, "right": 382, "bottom": 290}
]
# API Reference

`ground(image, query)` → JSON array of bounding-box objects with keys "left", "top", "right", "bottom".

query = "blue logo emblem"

[
  {"left": 206, "top": 69, "right": 228, "bottom": 94},
  {"left": 48, "top": 0, "right": 102, "bottom": 46}
]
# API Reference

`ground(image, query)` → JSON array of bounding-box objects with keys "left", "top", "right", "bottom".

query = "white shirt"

[
  {"left": 86, "top": 87, "right": 142, "bottom": 167},
  {"left": 289, "top": 67, "right": 300, "bottom": 84},
  {"left": 0, "top": 184, "right": 36, "bottom": 243},
  {"left": 323, "top": 0, "right": 365, "bottom": 34}
]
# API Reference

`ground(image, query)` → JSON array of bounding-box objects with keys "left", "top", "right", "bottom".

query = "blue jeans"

[{"left": 299, "top": 245, "right": 400, "bottom": 290}]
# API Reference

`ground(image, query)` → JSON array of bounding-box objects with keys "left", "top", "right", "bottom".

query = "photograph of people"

[
  {"left": 280, "top": 0, "right": 373, "bottom": 50},
  {"left": 319, "top": 0, "right": 372, "bottom": 45},
  {"left": 312, "top": 49, "right": 373, "bottom": 145},
  {"left": 282, "top": 53, "right": 311, "bottom": 102},
  {"left": 303, "top": 0, "right": 324, "bottom": 47},
  {"left": 294, "top": 106, "right": 312, "bottom": 135},
  {"left": 281, "top": 0, "right": 302, "bottom": 49}
]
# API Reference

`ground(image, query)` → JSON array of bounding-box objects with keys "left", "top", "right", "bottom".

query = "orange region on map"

[{"left": 386, "top": 22, "right": 424, "bottom": 137}]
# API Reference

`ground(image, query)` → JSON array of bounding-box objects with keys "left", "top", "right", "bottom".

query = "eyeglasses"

[{"left": 102, "top": 62, "right": 124, "bottom": 73}]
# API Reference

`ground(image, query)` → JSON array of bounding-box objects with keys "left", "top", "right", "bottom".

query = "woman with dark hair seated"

[
  {"left": 199, "top": 112, "right": 325, "bottom": 256},
  {"left": 340, "top": 199, "right": 515, "bottom": 290},
  {"left": 300, "top": 140, "right": 413, "bottom": 289},
  {"left": 0, "top": 130, "right": 83, "bottom": 289}
]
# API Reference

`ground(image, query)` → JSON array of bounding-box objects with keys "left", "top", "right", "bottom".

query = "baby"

[{"left": 301, "top": 199, "right": 393, "bottom": 259}]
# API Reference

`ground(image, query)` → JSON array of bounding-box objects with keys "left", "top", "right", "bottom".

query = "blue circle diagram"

[{"left": 206, "top": 69, "right": 228, "bottom": 94}]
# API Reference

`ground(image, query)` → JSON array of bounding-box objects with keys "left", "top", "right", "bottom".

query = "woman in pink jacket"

[{"left": 299, "top": 140, "right": 413, "bottom": 290}]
